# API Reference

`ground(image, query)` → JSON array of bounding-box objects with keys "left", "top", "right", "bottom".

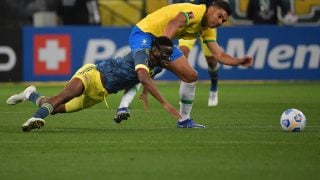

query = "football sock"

[
  {"left": 118, "top": 84, "right": 141, "bottom": 109},
  {"left": 208, "top": 65, "right": 218, "bottom": 92},
  {"left": 32, "top": 103, "right": 53, "bottom": 119},
  {"left": 179, "top": 81, "right": 196, "bottom": 122},
  {"left": 28, "top": 92, "right": 45, "bottom": 107}
]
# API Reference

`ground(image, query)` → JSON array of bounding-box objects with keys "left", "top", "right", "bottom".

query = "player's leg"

[
  {"left": 21, "top": 78, "right": 85, "bottom": 132},
  {"left": 6, "top": 85, "right": 67, "bottom": 111},
  {"left": 6, "top": 84, "right": 81, "bottom": 132},
  {"left": 114, "top": 83, "right": 141, "bottom": 123},
  {"left": 201, "top": 41, "right": 219, "bottom": 106},
  {"left": 6, "top": 84, "right": 70, "bottom": 114},
  {"left": 21, "top": 64, "right": 99, "bottom": 132},
  {"left": 164, "top": 39, "right": 203, "bottom": 128},
  {"left": 22, "top": 92, "right": 66, "bottom": 113},
  {"left": 206, "top": 56, "right": 219, "bottom": 106},
  {"left": 166, "top": 54, "right": 205, "bottom": 128},
  {"left": 176, "top": 39, "right": 199, "bottom": 83}
]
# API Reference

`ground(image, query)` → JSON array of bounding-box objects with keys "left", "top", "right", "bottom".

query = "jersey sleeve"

[
  {"left": 133, "top": 49, "right": 150, "bottom": 73},
  {"left": 201, "top": 28, "right": 217, "bottom": 43},
  {"left": 181, "top": 4, "right": 206, "bottom": 26}
]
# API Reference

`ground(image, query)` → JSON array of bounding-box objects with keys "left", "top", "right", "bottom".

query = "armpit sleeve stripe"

[
  {"left": 203, "top": 39, "right": 217, "bottom": 43},
  {"left": 182, "top": 12, "right": 189, "bottom": 25}
]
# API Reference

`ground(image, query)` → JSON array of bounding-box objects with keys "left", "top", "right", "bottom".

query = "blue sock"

[
  {"left": 208, "top": 70, "right": 218, "bottom": 92},
  {"left": 29, "top": 92, "right": 44, "bottom": 106},
  {"left": 32, "top": 103, "right": 53, "bottom": 119}
]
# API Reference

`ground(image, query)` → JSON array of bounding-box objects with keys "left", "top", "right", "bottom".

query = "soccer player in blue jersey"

[{"left": 6, "top": 36, "right": 181, "bottom": 132}]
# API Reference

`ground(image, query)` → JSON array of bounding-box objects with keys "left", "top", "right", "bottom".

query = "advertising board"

[{"left": 23, "top": 26, "right": 320, "bottom": 81}]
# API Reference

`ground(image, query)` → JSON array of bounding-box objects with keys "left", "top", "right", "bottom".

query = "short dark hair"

[
  {"left": 152, "top": 36, "right": 174, "bottom": 61},
  {"left": 211, "top": 0, "right": 232, "bottom": 16},
  {"left": 153, "top": 36, "right": 173, "bottom": 49}
]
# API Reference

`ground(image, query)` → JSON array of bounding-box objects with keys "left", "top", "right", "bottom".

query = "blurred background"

[
  {"left": 1, "top": 0, "right": 320, "bottom": 27},
  {"left": 0, "top": 0, "right": 319, "bottom": 82}
]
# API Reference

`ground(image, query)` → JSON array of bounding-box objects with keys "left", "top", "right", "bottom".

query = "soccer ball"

[{"left": 280, "top": 108, "right": 306, "bottom": 132}]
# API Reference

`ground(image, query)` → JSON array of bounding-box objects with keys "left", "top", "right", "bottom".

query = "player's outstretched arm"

[
  {"left": 207, "top": 42, "right": 254, "bottom": 67},
  {"left": 136, "top": 68, "right": 181, "bottom": 119}
]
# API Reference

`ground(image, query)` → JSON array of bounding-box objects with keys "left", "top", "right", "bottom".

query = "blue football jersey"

[{"left": 96, "top": 50, "right": 162, "bottom": 94}]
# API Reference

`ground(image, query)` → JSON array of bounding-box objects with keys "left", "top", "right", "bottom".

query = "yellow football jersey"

[{"left": 137, "top": 3, "right": 217, "bottom": 42}]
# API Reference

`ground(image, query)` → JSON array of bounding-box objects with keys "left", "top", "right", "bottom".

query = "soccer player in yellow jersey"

[
  {"left": 178, "top": 0, "right": 219, "bottom": 107},
  {"left": 115, "top": 1, "right": 253, "bottom": 128}
]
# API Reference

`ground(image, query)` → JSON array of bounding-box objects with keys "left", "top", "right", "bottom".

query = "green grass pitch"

[{"left": 0, "top": 81, "right": 319, "bottom": 180}]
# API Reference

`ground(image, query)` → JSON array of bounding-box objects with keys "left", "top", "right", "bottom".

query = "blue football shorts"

[{"left": 129, "top": 26, "right": 183, "bottom": 61}]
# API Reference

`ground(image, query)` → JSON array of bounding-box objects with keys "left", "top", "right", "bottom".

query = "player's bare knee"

[{"left": 181, "top": 71, "right": 198, "bottom": 83}]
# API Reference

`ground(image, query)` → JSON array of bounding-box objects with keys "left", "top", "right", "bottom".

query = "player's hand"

[
  {"left": 162, "top": 103, "right": 182, "bottom": 119},
  {"left": 239, "top": 56, "right": 254, "bottom": 67},
  {"left": 139, "top": 92, "right": 150, "bottom": 112}
]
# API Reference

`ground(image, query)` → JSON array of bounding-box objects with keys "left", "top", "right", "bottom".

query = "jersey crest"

[{"left": 187, "top": 12, "right": 195, "bottom": 19}]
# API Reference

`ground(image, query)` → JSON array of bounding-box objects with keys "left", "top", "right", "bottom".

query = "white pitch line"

[{"left": 0, "top": 140, "right": 318, "bottom": 145}]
